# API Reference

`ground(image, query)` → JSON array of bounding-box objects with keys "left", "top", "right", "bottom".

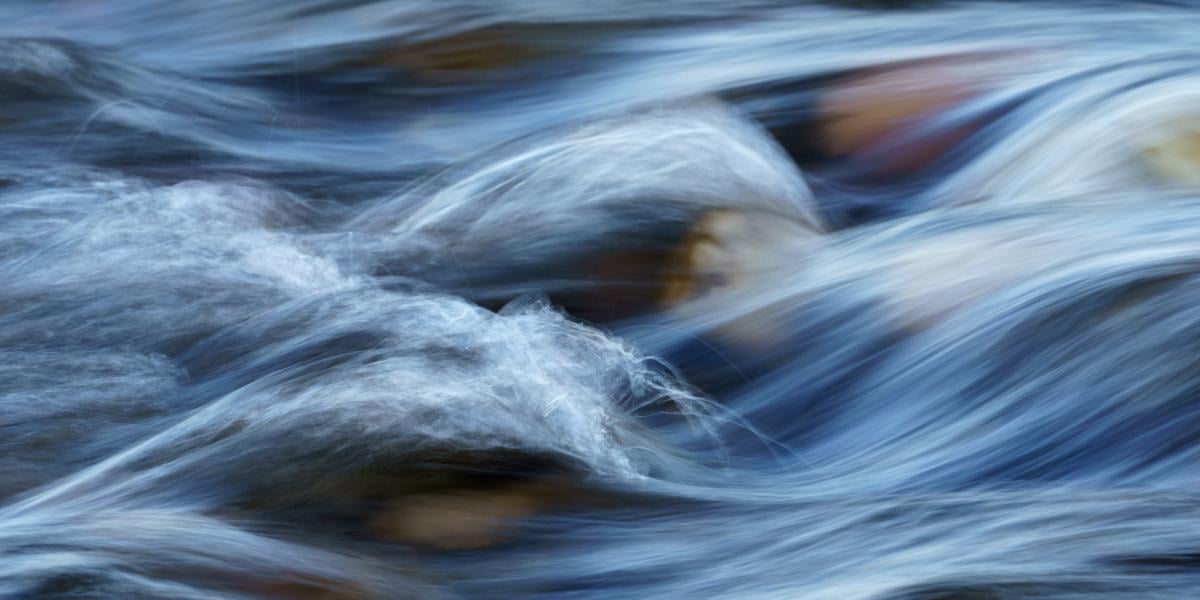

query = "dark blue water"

[{"left": 3, "top": 1, "right": 1200, "bottom": 598}]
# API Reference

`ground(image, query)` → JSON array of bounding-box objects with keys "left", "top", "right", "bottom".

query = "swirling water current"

[{"left": 3, "top": 1, "right": 1200, "bottom": 598}]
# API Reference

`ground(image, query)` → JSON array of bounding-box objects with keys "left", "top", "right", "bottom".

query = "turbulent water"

[{"left": 4, "top": 1, "right": 1200, "bottom": 598}]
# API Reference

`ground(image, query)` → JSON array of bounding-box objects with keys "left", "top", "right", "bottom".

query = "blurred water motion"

[{"left": 3, "top": 1, "right": 1200, "bottom": 598}]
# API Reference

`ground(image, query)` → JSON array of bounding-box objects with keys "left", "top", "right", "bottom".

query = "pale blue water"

[{"left": 3, "top": 1, "right": 1200, "bottom": 598}]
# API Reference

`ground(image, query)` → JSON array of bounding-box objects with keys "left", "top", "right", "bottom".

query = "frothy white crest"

[{"left": 357, "top": 102, "right": 821, "bottom": 238}]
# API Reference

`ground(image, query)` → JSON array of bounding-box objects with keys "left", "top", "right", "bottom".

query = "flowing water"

[{"left": 4, "top": 1, "right": 1200, "bottom": 598}]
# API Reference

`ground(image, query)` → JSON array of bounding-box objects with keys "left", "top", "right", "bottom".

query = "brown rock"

[
  {"left": 817, "top": 51, "right": 1029, "bottom": 174},
  {"left": 1141, "top": 122, "right": 1200, "bottom": 186}
]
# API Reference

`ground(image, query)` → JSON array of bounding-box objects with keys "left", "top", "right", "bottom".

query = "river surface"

[{"left": 3, "top": 1, "right": 1200, "bottom": 598}]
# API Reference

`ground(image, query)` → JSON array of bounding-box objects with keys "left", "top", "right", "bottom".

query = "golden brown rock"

[
  {"left": 1141, "top": 122, "right": 1200, "bottom": 186},
  {"left": 368, "top": 481, "right": 559, "bottom": 551},
  {"left": 661, "top": 208, "right": 821, "bottom": 308},
  {"left": 369, "top": 27, "right": 549, "bottom": 79},
  {"left": 816, "top": 51, "right": 1028, "bottom": 174}
]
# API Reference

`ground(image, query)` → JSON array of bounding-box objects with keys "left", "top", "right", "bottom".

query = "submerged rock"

[{"left": 1141, "top": 120, "right": 1200, "bottom": 186}]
